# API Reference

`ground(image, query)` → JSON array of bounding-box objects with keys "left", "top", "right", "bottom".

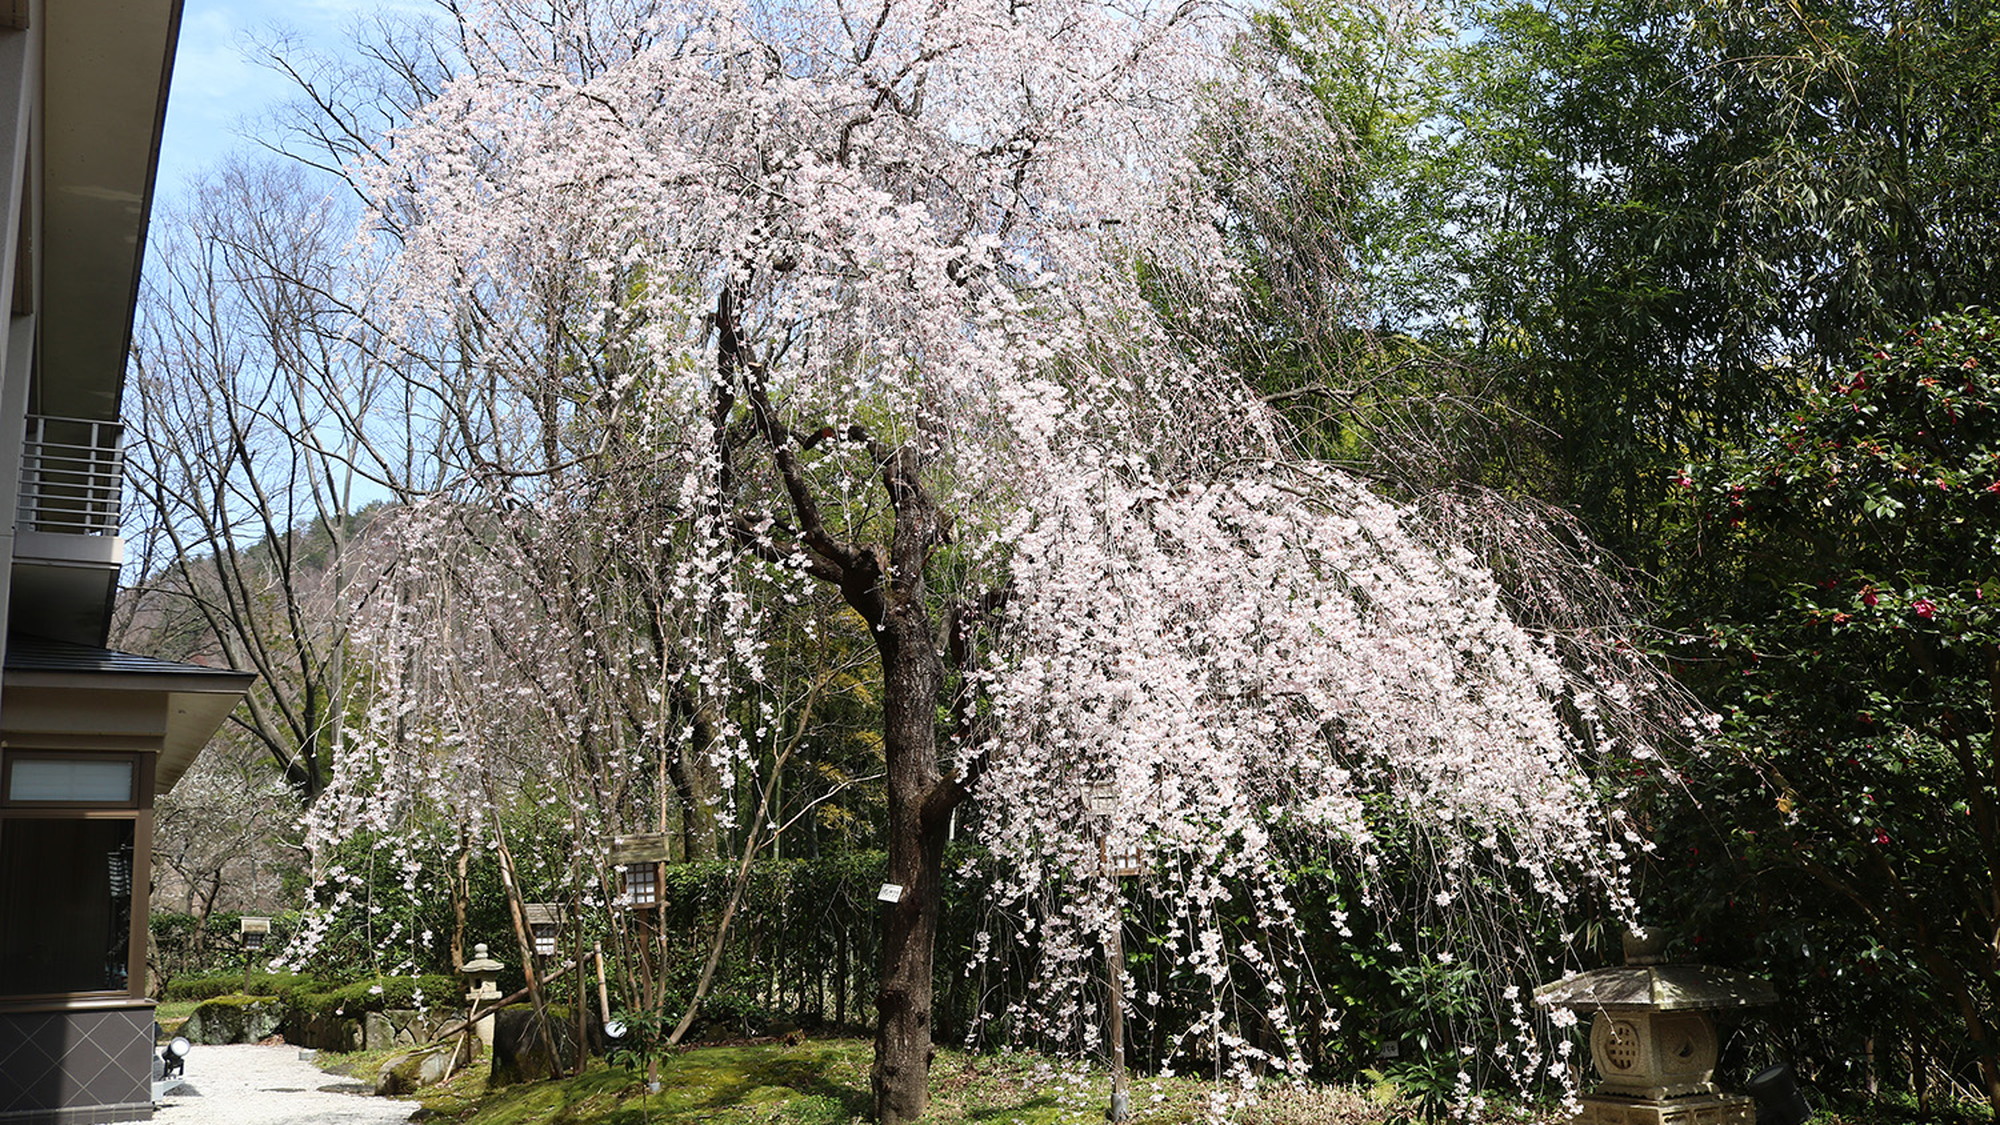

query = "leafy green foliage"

[
  {"left": 152, "top": 910, "right": 300, "bottom": 983},
  {"left": 1245, "top": 0, "right": 2000, "bottom": 560},
  {"left": 1664, "top": 309, "right": 2000, "bottom": 1103}
]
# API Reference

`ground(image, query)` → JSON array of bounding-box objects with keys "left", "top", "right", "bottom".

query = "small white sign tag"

[{"left": 877, "top": 883, "right": 904, "bottom": 903}]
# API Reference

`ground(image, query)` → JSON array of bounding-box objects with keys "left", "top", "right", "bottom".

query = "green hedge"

[
  {"left": 281, "top": 974, "right": 464, "bottom": 1024},
  {"left": 162, "top": 968, "right": 461, "bottom": 1032},
  {"left": 628, "top": 848, "right": 1016, "bottom": 1046},
  {"left": 161, "top": 969, "right": 309, "bottom": 1002}
]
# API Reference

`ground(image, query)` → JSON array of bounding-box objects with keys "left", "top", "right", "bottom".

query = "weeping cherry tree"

[{"left": 293, "top": 0, "right": 1674, "bottom": 1119}]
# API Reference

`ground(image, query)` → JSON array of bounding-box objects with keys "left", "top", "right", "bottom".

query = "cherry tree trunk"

[
  {"left": 866, "top": 588, "right": 952, "bottom": 1123},
  {"left": 856, "top": 510, "right": 956, "bottom": 1120}
]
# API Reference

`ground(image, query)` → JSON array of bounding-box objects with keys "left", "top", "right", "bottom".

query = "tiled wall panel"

[{"left": 0, "top": 1007, "right": 150, "bottom": 1123}]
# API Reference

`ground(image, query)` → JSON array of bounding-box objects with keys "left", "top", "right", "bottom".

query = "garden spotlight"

[
  {"left": 1746, "top": 1064, "right": 1811, "bottom": 1125},
  {"left": 159, "top": 1037, "right": 190, "bottom": 1079}
]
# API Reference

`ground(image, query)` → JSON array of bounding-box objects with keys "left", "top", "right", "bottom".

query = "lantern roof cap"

[
  {"left": 1533, "top": 964, "right": 1776, "bottom": 1012},
  {"left": 460, "top": 943, "right": 505, "bottom": 974}
]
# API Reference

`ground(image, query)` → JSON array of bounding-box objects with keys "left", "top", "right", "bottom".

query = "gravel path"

[{"left": 152, "top": 1044, "right": 419, "bottom": 1125}]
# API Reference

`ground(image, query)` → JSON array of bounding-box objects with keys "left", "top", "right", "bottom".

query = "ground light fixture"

[
  {"left": 152, "top": 1033, "right": 194, "bottom": 1104},
  {"left": 159, "top": 1036, "right": 190, "bottom": 1078},
  {"left": 1745, "top": 1063, "right": 1812, "bottom": 1125}
]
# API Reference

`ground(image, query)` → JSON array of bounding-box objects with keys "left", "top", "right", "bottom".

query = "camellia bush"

[{"left": 1671, "top": 308, "right": 2000, "bottom": 1108}]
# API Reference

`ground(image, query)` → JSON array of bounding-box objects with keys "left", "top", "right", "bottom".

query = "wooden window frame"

[{"left": 0, "top": 750, "right": 154, "bottom": 1006}]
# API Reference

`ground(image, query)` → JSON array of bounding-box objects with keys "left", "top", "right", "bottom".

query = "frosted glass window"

[{"left": 7, "top": 758, "right": 133, "bottom": 803}]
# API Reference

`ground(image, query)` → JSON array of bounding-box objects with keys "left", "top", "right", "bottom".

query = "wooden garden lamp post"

[
  {"left": 1085, "top": 782, "right": 1134, "bottom": 1123},
  {"left": 525, "top": 903, "right": 565, "bottom": 960},
  {"left": 612, "top": 834, "right": 670, "bottom": 1092},
  {"left": 238, "top": 916, "right": 270, "bottom": 995}
]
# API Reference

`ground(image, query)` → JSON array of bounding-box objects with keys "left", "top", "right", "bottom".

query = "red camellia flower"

[
  {"left": 1873, "top": 829, "right": 1891, "bottom": 846},
  {"left": 1913, "top": 597, "right": 1937, "bottom": 619},
  {"left": 1862, "top": 587, "right": 1879, "bottom": 607}
]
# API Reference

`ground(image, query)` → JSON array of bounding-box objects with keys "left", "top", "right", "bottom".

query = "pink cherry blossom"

[{"left": 275, "top": 0, "right": 1680, "bottom": 1104}]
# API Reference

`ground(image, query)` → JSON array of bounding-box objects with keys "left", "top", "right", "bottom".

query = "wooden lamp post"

[{"left": 1084, "top": 782, "right": 1141, "bottom": 1124}]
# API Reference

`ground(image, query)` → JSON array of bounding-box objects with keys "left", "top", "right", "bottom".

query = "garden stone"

[
  {"left": 489, "top": 1005, "right": 585, "bottom": 1086},
  {"left": 182, "top": 997, "right": 282, "bottom": 1045},
  {"left": 375, "top": 1044, "right": 456, "bottom": 1095},
  {"left": 363, "top": 1009, "right": 450, "bottom": 1051}
]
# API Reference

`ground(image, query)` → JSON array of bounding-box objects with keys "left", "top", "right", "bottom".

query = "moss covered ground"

[
  {"left": 303, "top": 1036, "right": 2000, "bottom": 1125},
  {"left": 342, "top": 1036, "right": 1445, "bottom": 1125}
]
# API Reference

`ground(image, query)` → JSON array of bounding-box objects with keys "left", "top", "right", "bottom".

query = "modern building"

[{"left": 0, "top": 2, "right": 253, "bottom": 1122}]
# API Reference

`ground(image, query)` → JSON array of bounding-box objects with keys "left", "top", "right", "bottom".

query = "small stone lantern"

[
  {"left": 1535, "top": 929, "right": 1775, "bottom": 1125},
  {"left": 460, "top": 942, "right": 506, "bottom": 1049}
]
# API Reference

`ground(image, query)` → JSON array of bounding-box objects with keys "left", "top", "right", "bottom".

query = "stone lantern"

[
  {"left": 1534, "top": 930, "right": 1775, "bottom": 1125},
  {"left": 460, "top": 942, "right": 506, "bottom": 1049}
]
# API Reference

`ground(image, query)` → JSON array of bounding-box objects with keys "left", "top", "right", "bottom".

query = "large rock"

[
  {"left": 363, "top": 1009, "right": 454, "bottom": 1051},
  {"left": 489, "top": 1005, "right": 589, "bottom": 1087},
  {"left": 376, "top": 1044, "right": 458, "bottom": 1095},
  {"left": 289, "top": 1013, "right": 362, "bottom": 1052},
  {"left": 181, "top": 997, "right": 282, "bottom": 1045}
]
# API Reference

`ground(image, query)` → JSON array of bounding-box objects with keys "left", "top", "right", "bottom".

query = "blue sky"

[{"left": 157, "top": 0, "right": 422, "bottom": 195}]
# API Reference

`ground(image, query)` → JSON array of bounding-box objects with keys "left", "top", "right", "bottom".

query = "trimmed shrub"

[
  {"left": 161, "top": 969, "right": 309, "bottom": 1001},
  {"left": 282, "top": 974, "right": 463, "bottom": 1027}
]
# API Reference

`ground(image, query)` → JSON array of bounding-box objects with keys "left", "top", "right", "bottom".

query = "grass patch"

[
  {"left": 1813, "top": 1090, "right": 1995, "bottom": 1125},
  {"left": 154, "top": 1000, "right": 201, "bottom": 1023},
  {"left": 314, "top": 1047, "right": 404, "bottom": 1085},
  {"left": 302, "top": 1033, "right": 1966, "bottom": 1125}
]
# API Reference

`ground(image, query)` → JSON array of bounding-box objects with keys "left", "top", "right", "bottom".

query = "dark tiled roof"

[{"left": 4, "top": 633, "right": 250, "bottom": 679}]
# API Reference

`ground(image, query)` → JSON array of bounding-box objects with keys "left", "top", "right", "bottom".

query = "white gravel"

[{"left": 152, "top": 1044, "right": 419, "bottom": 1125}]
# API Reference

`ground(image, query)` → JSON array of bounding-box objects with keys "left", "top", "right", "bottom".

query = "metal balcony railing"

[{"left": 20, "top": 415, "right": 124, "bottom": 536}]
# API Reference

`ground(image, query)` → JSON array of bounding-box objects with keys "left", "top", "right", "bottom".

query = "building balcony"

[
  {"left": 10, "top": 415, "right": 123, "bottom": 646},
  {"left": 16, "top": 414, "right": 124, "bottom": 569}
]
